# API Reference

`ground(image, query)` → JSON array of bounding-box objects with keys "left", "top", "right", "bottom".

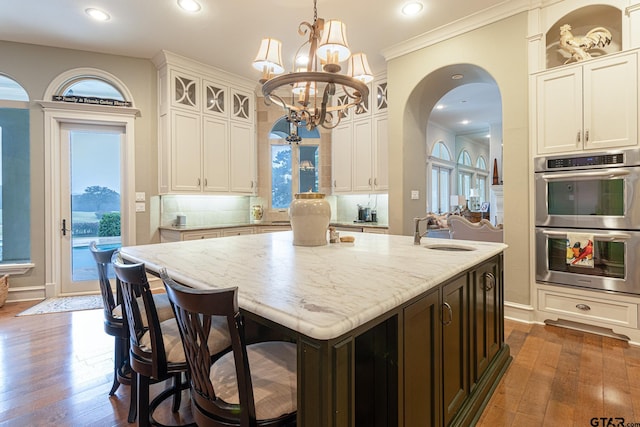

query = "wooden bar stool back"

[{"left": 161, "top": 269, "right": 297, "bottom": 427}]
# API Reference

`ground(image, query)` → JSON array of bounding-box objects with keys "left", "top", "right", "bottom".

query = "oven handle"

[
  {"left": 540, "top": 169, "right": 631, "bottom": 181},
  {"left": 542, "top": 230, "right": 631, "bottom": 241}
]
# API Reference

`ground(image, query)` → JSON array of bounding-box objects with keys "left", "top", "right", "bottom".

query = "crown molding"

[
  {"left": 152, "top": 49, "right": 256, "bottom": 90},
  {"left": 381, "top": 0, "right": 533, "bottom": 62}
]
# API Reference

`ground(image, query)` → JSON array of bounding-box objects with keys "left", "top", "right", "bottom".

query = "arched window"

[
  {"left": 430, "top": 142, "right": 452, "bottom": 214},
  {"left": 476, "top": 156, "right": 487, "bottom": 170},
  {"left": 457, "top": 150, "right": 472, "bottom": 166},
  {"left": 0, "top": 75, "right": 29, "bottom": 101},
  {"left": 432, "top": 141, "right": 451, "bottom": 161},
  {"left": 60, "top": 77, "right": 125, "bottom": 100},
  {"left": 0, "top": 74, "right": 31, "bottom": 266},
  {"left": 457, "top": 150, "right": 473, "bottom": 199},
  {"left": 270, "top": 117, "right": 321, "bottom": 209}
]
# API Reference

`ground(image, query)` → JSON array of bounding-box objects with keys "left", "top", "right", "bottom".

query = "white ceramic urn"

[{"left": 289, "top": 192, "right": 331, "bottom": 246}]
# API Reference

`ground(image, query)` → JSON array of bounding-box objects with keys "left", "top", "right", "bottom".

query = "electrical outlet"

[
  {"left": 135, "top": 192, "right": 146, "bottom": 202},
  {"left": 411, "top": 190, "right": 419, "bottom": 200},
  {"left": 135, "top": 202, "right": 146, "bottom": 212}
]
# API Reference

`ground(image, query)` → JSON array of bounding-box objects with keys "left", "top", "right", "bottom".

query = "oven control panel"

[{"left": 547, "top": 153, "right": 624, "bottom": 169}]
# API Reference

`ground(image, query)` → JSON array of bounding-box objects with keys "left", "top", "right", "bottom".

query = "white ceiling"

[{"left": 0, "top": 0, "right": 504, "bottom": 135}]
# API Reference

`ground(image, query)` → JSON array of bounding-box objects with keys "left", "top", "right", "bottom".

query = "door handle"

[
  {"left": 541, "top": 230, "right": 630, "bottom": 241},
  {"left": 482, "top": 272, "right": 495, "bottom": 291},
  {"left": 540, "top": 169, "right": 631, "bottom": 180},
  {"left": 442, "top": 302, "right": 453, "bottom": 326},
  {"left": 61, "top": 219, "right": 69, "bottom": 236}
]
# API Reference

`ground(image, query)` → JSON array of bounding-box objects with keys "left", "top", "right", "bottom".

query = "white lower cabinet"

[
  {"left": 160, "top": 226, "right": 263, "bottom": 242},
  {"left": 160, "top": 229, "right": 222, "bottom": 243},
  {"left": 537, "top": 285, "right": 638, "bottom": 329},
  {"left": 222, "top": 227, "right": 255, "bottom": 237}
]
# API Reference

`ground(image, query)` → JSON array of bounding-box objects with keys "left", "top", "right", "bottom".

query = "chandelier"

[{"left": 252, "top": 0, "right": 372, "bottom": 131}]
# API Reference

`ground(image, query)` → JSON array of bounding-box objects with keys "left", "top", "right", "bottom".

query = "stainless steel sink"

[{"left": 423, "top": 243, "right": 476, "bottom": 251}]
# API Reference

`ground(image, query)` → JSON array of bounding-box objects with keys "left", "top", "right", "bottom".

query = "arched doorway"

[
  {"left": 426, "top": 71, "right": 503, "bottom": 225},
  {"left": 394, "top": 64, "right": 502, "bottom": 234},
  {"left": 40, "top": 68, "right": 140, "bottom": 297}
]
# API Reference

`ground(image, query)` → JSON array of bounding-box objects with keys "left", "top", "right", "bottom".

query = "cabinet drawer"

[
  {"left": 257, "top": 226, "right": 291, "bottom": 233},
  {"left": 222, "top": 227, "right": 254, "bottom": 237},
  {"left": 362, "top": 227, "right": 387, "bottom": 234},
  {"left": 182, "top": 230, "right": 222, "bottom": 240},
  {"left": 538, "top": 288, "right": 638, "bottom": 328}
]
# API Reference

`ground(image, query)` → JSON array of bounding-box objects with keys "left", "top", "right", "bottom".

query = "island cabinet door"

[
  {"left": 403, "top": 288, "right": 441, "bottom": 427},
  {"left": 471, "top": 256, "right": 501, "bottom": 388},
  {"left": 442, "top": 274, "right": 469, "bottom": 427}
]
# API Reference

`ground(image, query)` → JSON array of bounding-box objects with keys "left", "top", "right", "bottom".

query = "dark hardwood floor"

[{"left": 2, "top": 299, "right": 640, "bottom": 426}]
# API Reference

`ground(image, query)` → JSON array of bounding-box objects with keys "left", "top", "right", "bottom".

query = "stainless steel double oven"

[{"left": 534, "top": 150, "right": 640, "bottom": 295}]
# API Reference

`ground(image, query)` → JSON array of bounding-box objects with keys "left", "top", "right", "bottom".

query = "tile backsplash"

[
  {"left": 161, "top": 195, "right": 250, "bottom": 227},
  {"left": 160, "top": 193, "right": 388, "bottom": 227},
  {"left": 335, "top": 194, "right": 388, "bottom": 225}
]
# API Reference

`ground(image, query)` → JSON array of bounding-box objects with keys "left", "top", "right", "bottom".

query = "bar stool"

[
  {"left": 161, "top": 269, "right": 297, "bottom": 427},
  {"left": 113, "top": 256, "right": 232, "bottom": 427},
  {"left": 90, "top": 242, "right": 176, "bottom": 423}
]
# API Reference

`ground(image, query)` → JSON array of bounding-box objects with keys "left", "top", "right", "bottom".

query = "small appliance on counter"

[{"left": 356, "top": 204, "right": 376, "bottom": 223}]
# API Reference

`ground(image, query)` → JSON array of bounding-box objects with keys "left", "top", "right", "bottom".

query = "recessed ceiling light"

[
  {"left": 296, "top": 55, "right": 310, "bottom": 66},
  {"left": 451, "top": 74, "right": 464, "bottom": 80},
  {"left": 85, "top": 8, "right": 110, "bottom": 21},
  {"left": 178, "top": 0, "right": 201, "bottom": 13},
  {"left": 402, "top": 2, "right": 423, "bottom": 16},
  {"left": 461, "top": 120, "right": 470, "bottom": 125},
  {"left": 435, "top": 104, "right": 444, "bottom": 110}
]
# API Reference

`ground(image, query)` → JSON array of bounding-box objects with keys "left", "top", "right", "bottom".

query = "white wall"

[{"left": 387, "top": 12, "right": 531, "bottom": 306}]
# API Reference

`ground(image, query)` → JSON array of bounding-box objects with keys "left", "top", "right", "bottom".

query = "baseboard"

[
  {"left": 504, "top": 300, "right": 536, "bottom": 323},
  {"left": 5, "top": 285, "right": 46, "bottom": 303}
]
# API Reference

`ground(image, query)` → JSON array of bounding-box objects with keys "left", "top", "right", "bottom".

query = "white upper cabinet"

[
  {"left": 332, "top": 124, "right": 353, "bottom": 193},
  {"left": 154, "top": 51, "right": 257, "bottom": 195},
  {"left": 353, "top": 119, "right": 374, "bottom": 192},
  {"left": 535, "top": 50, "right": 638, "bottom": 155},
  {"left": 331, "top": 77, "right": 388, "bottom": 194},
  {"left": 229, "top": 122, "right": 256, "bottom": 193}
]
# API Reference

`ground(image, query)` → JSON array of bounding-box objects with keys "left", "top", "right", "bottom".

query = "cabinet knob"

[{"left": 576, "top": 303, "right": 591, "bottom": 312}]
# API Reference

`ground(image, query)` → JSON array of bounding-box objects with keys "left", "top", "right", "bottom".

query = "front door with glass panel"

[{"left": 60, "top": 124, "right": 123, "bottom": 294}]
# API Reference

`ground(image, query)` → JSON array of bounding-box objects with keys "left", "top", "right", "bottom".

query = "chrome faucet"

[{"left": 413, "top": 215, "right": 431, "bottom": 245}]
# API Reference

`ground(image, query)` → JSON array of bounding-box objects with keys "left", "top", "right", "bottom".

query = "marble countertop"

[{"left": 120, "top": 231, "right": 505, "bottom": 340}]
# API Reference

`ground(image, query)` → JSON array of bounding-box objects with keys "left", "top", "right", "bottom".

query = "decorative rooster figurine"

[{"left": 559, "top": 24, "right": 612, "bottom": 64}]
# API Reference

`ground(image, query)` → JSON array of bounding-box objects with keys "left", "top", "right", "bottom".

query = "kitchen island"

[{"left": 120, "top": 231, "right": 510, "bottom": 426}]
